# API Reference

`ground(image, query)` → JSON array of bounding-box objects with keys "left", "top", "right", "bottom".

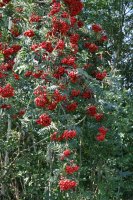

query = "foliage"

[{"left": 0, "top": 0, "right": 132, "bottom": 200}]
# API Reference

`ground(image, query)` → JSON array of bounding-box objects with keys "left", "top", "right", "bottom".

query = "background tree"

[
  {"left": 83, "top": 0, "right": 133, "bottom": 88},
  {"left": 0, "top": 0, "right": 132, "bottom": 200}
]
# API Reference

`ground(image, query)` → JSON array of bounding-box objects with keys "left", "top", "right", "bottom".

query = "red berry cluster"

[
  {"left": 92, "top": 24, "right": 102, "bottom": 32},
  {"left": 0, "top": 0, "right": 11, "bottom": 7},
  {"left": 24, "top": 30, "right": 35, "bottom": 37},
  {"left": 65, "top": 165, "right": 79, "bottom": 174},
  {"left": 59, "top": 179, "right": 77, "bottom": 191},
  {"left": 64, "top": 0, "right": 83, "bottom": 16},
  {"left": 51, "top": 130, "right": 77, "bottom": 141},
  {"left": 87, "top": 105, "right": 108, "bottom": 140},
  {"left": 0, "top": 104, "right": 11, "bottom": 109},
  {"left": 0, "top": 32, "right": 22, "bottom": 114},
  {"left": 62, "top": 149, "right": 71, "bottom": 157},
  {"left": 49, "top": 2, "right": 61, "bottom": 16},
  {"left": 36, "top": 113, "right": 51, "bottom": 127},
  {"left": 0, "top": 84, "right": 14, "bottom": 98},
  {"left": 87, "top": 105, "right": 104, "bottom": 121},
  {"left": 95, "top": 70, "right": 107, "bottom": 81},
  {"left": 96, "top": 127, "right": 108, "bottom": 141},
  {"left": 2, "top": 44, "right": 21, "bottom": 59},
  {"left": 29, "top": 14, "right": 41, "bottom": 23},
  {"left": 34, "top": 85, "right": 69, "bottom": 124},
  {"left": 10, "top": 26, "right": 21, "bottom": 37}
]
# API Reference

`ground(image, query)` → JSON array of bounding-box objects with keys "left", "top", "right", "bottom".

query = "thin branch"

[{"left": 0, "top": 136, "right": 49, "bottom": 179}]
